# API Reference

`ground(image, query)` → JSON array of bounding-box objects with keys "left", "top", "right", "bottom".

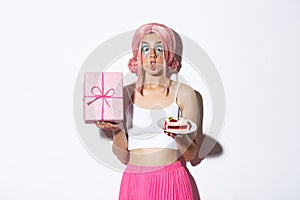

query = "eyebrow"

[{"left": 141, "top": 41, "right": 162, "bottom": 45}]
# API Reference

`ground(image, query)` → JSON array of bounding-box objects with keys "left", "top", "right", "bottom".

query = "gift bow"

[{"left": 86, "top": 86, "right": 115, "bottom": 107}]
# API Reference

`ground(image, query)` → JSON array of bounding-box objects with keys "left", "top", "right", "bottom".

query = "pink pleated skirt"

[{"left": 119, "top": 161, "right": 193, "bottom": 200}]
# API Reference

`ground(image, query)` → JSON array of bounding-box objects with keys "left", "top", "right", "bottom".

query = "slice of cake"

[{"left": 163, "top": 117, "right": 190, "bottom": 132}]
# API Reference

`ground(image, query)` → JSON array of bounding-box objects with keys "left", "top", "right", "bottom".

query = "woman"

[{"left": 96, "top": 23, "right": 201, "bottom": 200}]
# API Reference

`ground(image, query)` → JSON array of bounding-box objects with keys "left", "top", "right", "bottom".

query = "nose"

[{"left": 149, "top": 47, "right": 157, "bottom": 58}]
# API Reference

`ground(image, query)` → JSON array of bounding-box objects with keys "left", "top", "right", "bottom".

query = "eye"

[
  {"left": 141, "top": 46, "right": 150, "bottom": 54},
  {"left": 155, "top": 45, "right": 163, "bottom": 53}
]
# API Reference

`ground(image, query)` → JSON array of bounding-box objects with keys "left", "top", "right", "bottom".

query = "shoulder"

[
  {"left": 177, "top": 82, "right": 196, "bottom": 97},
  {"left": 122, "top": 83, "right": 134, "bottom": 102},
  {"left": 124, "top": 83, "right": 135, "bottom": 92},
  {"left": 174, "top": 82, "right": 197, "bottom": 109}
]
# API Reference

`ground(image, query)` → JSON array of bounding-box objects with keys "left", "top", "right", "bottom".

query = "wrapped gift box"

[{"left": 84, "top": 72, "right": 123, "bottom": 123}]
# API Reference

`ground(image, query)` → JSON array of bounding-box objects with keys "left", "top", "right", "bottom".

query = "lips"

[
  {"left": 150, "top": 61, "right": 156, "bottom": 65},
  {"left": 150, "top": 64, "right": 156, "bottom": 70}
]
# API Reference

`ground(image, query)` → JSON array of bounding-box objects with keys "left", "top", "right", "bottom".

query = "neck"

[{"left": 143, "top": 73, "right": 167, "bottom": 88}]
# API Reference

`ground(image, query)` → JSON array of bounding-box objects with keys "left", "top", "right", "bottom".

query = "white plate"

[{"left": 156, "top": 118, "right": 198, "bottom": 134}]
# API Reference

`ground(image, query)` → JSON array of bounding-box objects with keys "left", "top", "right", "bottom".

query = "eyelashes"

[{"left": 141, "top": 44, "right": 163, "bottom": 57}]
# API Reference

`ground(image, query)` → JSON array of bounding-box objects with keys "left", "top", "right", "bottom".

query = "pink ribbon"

[
  {"left": 86, "top": 86, "right": 115, "bottom": 106},
  {"left": 85, "top": 73, "right": 122, "bottom": 121}
]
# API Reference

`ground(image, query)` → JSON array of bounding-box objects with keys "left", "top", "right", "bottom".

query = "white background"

[{"left": 1, "top": 0, "right": 299, "bottom": 199}]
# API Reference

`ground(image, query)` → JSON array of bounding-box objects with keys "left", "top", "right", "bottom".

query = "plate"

[{"left": 156, "top": 118, "right": 198, "bottom": 134}]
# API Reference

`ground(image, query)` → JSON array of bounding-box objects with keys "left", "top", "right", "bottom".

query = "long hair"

[{"left": 128, "top": 23, "right": 180, "bottom": 94}]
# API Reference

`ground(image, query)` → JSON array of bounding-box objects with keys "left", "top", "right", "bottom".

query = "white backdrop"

[{"left": 1, "top": 0, "right": 299, "bottom": 199}]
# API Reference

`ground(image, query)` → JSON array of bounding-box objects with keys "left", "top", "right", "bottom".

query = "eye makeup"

[{"left": 141, "top": 42, "right": 163, "bottom": 58}]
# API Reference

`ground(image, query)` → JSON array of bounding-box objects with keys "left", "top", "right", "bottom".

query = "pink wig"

[{"left": 128, "top": 23, "right": 180, "bottom": 94}]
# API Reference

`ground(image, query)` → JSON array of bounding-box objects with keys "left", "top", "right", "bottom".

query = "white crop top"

[{"left": 126, "top": 83, "right": 181, "bottom": 150}]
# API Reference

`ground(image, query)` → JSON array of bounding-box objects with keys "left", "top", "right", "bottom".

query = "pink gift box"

[{"left": 84, "top": 72, "right": 123, "bottom": 123}]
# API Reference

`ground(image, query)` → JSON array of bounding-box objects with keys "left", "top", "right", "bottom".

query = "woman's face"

[{"left": 141, "top": 33, "right": 165, "bottom": 75}]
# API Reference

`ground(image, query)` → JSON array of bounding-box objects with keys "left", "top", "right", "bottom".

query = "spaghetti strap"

[
  {"left": 174, "top": 82, "right": 181, "bottom": 102},
  {"left": 174, "top": 82, "right": 182, "bottom": 119}
]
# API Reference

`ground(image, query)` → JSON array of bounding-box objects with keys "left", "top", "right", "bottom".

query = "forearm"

[
  {"left": 112, "top": 129, "right": 129, "bottom": 164},
  {"left": 175, "top": 134, "right": 197, "bottom": 162}
]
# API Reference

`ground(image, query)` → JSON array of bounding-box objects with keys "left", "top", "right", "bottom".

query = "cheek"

[
  {"left": 157, "top": 56, "right": 164, "bottom": 63},
  {"left": 141, "top": 55, "right": 147, "bottom": 64}
]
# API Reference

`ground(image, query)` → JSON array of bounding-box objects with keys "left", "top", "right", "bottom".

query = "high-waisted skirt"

[{"left": 119, "top": 161, "right": 193, "bottom": 200}]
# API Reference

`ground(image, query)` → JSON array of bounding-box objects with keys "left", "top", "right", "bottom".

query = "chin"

[
  {"left": 147, "top": 69, "right": 163, "bottom": 76},
  {"left": 143, "top": 65, "right": 164, "bottom": 75}
]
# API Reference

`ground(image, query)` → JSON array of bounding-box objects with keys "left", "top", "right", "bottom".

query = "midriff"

[{"left": 129, "top": 148, "right": 178, "bottom": 166}]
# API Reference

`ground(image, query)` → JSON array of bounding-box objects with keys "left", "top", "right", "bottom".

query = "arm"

[
  {"left": 96, "top": 122, "right": 129, "bottom": 164},
  {"left": 112, "top": 127, "right": 129, "bottom": 165},
  {"left": 175, "top": 83, "right": 199, "bottom": 162},
  {"left": 95, "top": 86, "right": 132, "bottom": 165}
]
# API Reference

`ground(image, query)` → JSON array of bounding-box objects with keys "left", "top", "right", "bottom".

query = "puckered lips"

[{"left": 150, "top": 60, "right": 156, "bottom": 70}]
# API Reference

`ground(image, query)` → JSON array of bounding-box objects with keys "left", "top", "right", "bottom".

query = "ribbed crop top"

[{"left": 126, "top": 83, "right": 181, "bottom": 150}]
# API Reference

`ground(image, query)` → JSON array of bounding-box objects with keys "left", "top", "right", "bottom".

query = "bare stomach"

[{"left": 129, "top": 148, "right": 179, "bottom": 166}]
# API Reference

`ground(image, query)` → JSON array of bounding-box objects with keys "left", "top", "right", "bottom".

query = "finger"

[
  {"left": 95, "top": 121, "right": 104, "bottom": 128},
  {"left": 165, "top": 132, "right": 175, "bottom": 138},
  {"left": 96, "top": 121, "right": 121, "bottom": 131},
  {"left": 95, "top": 123, "right": 102, "bottom": 129}
]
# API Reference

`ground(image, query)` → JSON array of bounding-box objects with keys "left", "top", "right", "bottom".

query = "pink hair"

[{"left": 128, "top": 23, "right": 180, "bottom": 94}]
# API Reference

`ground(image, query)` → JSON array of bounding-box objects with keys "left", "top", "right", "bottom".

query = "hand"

[
  {"left": 95, "top": 121, "right": 122, "bottom": 132},
  {"left": 164, "top": 131, "right": 183, "bottom": 139}
]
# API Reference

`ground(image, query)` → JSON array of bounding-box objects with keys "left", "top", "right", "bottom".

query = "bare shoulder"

[
  {"left": 124, "top": 82, "right": 135, "bottom": 90},
  {"left": 177, "top": 82, "right": 196, "bottom": 97},
  {"left": 174, "top": 82, "right": 196, "bottom": 109},
  {"left": 123, "top": 83, "right": 135, "bottom": 103},
  {"left": 124, "top": 83, "right": 136, "bottom": 95},
  {"left": 170, "top": 81, "right": 196, "bottom": 108}
]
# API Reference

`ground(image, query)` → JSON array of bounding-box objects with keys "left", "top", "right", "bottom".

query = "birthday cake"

[{"left": 163, "top": 117, "right": 190, "bottom": 133}]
